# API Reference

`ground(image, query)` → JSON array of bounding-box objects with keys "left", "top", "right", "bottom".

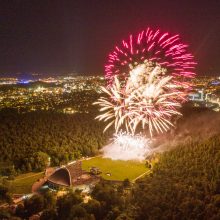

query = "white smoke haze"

[
  {"left": 146, "top": 107, "right": 220, "bottom": 154},
  {"left": 101, "top": 107, "right": 220, "bottom": 161}
]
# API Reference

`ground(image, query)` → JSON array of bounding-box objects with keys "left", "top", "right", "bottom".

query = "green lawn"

[
  {"left": 7, "top": 172, "right": 44, "bottom": 194},
  {"left": 82, "top": 157, "right": 148, "bottom": 181}
]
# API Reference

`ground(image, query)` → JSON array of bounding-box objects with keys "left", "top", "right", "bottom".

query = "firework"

[
  {"left": 102, "top": 131, "right": 152, "bottom": 161},
  {"left": 95, "top": 61, "right": 182, "bottom": 136},
  {"left": 95, "top": 28, "right": 196, "bottom": 137},
  {"left": 105, "top": 28, "right": 196, "bottom": 91}
]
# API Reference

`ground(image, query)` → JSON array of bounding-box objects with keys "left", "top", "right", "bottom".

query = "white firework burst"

[{"left": 94, "top": 61, "right": 183, "bottom": 137}]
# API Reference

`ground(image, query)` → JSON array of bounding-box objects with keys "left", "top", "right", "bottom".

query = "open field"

[
  {"left": 7, "top": 172, "right": 44, "bottom": 194},
  {"left": 82, "top": 157, "right": 148, "bottom": 181}
]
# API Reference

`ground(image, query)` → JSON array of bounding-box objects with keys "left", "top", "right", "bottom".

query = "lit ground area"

[
  {"left": 82, "top": 157, "right": 148, "bottom": 181},
  {"left": 6, "top": 172, "right": 44, "bottom": 194}
]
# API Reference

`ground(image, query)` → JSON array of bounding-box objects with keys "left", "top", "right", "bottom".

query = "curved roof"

[{"left": 48, "top": 167, "right": 71, "bottom": 187}]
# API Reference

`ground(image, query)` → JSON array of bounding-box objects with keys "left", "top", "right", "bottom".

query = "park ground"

[
  {"left": 5, "top": 172, "right": 44, "bottom": 194},
  {"left": 82, "top": 157, "right": 149, "bottom": 181},
  {"left": 2, "top": 157, "right": 149, "bottom": 194}
]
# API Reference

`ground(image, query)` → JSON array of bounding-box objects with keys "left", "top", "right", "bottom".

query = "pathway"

[{"left": 132, "top": 170, "right": 151, "bottom": 183}]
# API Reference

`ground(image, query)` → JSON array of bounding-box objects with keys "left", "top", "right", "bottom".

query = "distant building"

[
  {"left": 63, "top": 107, "right": 77, "bottom": 114},
  {"left": 188, "top": 89, "right": 205, "bottom": 101}
]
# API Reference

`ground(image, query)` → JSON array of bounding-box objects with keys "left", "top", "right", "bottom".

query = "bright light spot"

[{"left": 102, "top": 132, "right": 152, "bottom": 161}]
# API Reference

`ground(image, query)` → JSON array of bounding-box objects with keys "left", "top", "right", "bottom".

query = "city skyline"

[{"left": 0, "top": 0, "right": 219, "bottom": 75}]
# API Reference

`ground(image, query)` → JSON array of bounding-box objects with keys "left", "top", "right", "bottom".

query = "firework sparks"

[
  {"left": 102, "top": 131, "right": 152, "bottom": 161},
  {"left": 95, "top": 61, "right": 183, "bottom": 136},
  {"left": 105, "top": 28, "right": 196, "bottom": 92},
  {"left": 95, "top": 28, "right": 196, "bottom": 137}
]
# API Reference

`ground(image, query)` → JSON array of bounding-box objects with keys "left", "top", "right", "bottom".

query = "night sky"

[{"left": 0, "top": 0, "right": 219, "bottom": 75}]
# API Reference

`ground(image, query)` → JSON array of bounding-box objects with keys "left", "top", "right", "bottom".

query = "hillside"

[{"left": 126, "top": 136, "right": 220, "bottom": 219}]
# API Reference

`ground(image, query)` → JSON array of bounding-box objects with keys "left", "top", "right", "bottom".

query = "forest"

[
  {"left": 130, "top": 136, "right": 220, "bottom": 220},
  {"left": 0, "top": 102, "right": 220, "bottom": 219},
  {"left": 0, "top": 109, "right": 111, "bottom": 174},
  {"left": 1, "top": 135, "right": 219, "bottom": 219}
]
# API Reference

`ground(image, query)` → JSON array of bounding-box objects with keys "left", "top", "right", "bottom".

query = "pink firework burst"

[
  {"left": 105, "top": 28, "right": 196, "bottom": 95},
  {"left": 95, "top": 28, "right": 197, "bottom": 137}
]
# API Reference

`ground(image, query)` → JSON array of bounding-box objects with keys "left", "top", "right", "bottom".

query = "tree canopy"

[{"left": 0, "top": 110, "right": 112, "bottom": 173}]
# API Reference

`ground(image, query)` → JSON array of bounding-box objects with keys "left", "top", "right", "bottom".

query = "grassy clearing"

[
  {"left": 82, "top": 157, "right": 148, "bottom": 181},
  {"left": 7, "top": 172, "right": 44, "bottom": 194}
]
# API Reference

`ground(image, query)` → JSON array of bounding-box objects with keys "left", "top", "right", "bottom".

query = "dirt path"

[{"left": 132, "top": 170, "right": 151, "bottom": 183}]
